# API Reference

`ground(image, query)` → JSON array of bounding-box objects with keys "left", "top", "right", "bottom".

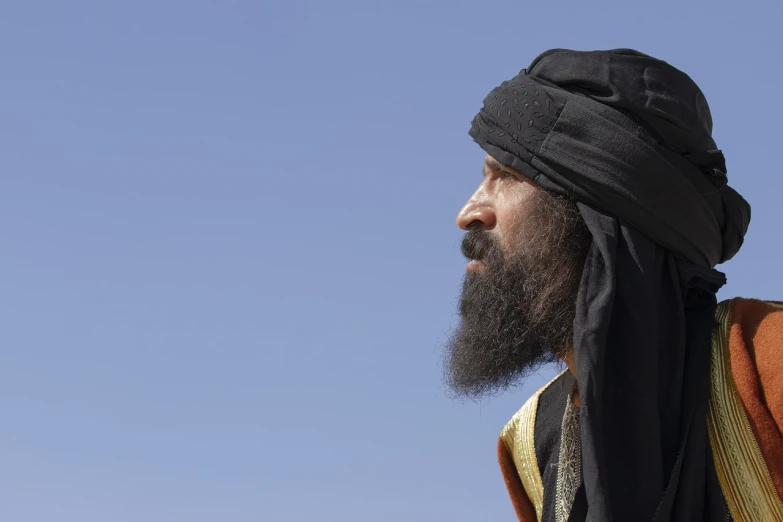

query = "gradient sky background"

[{"left": 1, "top": 1, "right": 781, "bottom": 521}]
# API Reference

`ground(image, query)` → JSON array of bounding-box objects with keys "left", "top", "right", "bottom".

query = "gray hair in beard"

[{"left": 444, "top": 190, "right": 590, "bottom": 399}]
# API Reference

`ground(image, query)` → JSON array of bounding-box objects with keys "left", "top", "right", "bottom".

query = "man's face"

[
  {"left": 456, "top": 155, "right": 541, "bottom": 265},
  {"left": 444, "top": 154, "right": 589, "bottom": 399}
]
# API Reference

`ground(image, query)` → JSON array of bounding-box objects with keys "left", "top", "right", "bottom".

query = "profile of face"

[{"left": 444, "top": 155, "right": 590, "bottom": 399}]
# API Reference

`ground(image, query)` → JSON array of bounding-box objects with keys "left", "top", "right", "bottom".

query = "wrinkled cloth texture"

[{"left": 469, "top": 49, "right": 751, "bottom": 521}]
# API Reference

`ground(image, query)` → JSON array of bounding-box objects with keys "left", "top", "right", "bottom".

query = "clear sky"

[{"left": 1, "top": 1, "right": 781, "bottom": 521}]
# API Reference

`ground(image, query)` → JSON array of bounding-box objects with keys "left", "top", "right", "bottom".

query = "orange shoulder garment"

[{"left": 720, "top": 299, "right": 783, "bottom": 508}]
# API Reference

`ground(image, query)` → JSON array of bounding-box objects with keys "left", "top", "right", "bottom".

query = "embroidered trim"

[
  {"left": 707, "top": 300, "right": 783, "bottom": 522},
  {"left": 501, "top": 371, "right": 566, "bottom": 522},
  {"left": 554, "top": 391, "right": 581, "bottom": 522}
]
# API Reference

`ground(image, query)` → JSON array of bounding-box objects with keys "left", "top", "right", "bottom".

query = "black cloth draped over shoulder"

[{"left": 468, "top": 49, "right": 751, "bottom": 521}]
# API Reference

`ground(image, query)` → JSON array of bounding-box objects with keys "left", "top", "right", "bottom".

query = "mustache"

[{"left": 461, "top": 229, "right": 498, "bottom": 261}]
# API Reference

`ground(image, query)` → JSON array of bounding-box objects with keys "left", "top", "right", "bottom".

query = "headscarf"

[{"left": 468, "top": 49, "right": 751, "bottom": 521}]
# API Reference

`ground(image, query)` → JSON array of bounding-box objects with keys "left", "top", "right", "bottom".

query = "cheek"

[{"left": 495, "top": 193, "right": 537, "bottom": 248}]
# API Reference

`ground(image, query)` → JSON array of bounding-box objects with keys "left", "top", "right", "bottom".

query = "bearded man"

[{"left": 445, "top": 49, "right": 783, "bottom": 522}]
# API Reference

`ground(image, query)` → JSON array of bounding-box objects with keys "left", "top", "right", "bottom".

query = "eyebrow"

[
  {"left": 484, "top": 157, "right": 503, "bottom": 172},
  {"left": 483, "top": 157, "right": 515, "bottom": 179}
]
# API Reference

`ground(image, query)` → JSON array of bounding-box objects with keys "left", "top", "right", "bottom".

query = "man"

[{"left": 445, "top": 49, "right": 783, "bottom": 521}]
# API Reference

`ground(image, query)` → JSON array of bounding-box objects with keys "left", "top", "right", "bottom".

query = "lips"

[
  {"left": 461, "top": 230, "right": 495, "bottom": 268},
  {"left": 466, "top": 259, "right": 485, "bottom": 271}
]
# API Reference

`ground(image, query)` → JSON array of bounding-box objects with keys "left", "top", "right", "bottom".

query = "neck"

[{"left": 563, "top": 349, "right": 581, "bottom": 407}]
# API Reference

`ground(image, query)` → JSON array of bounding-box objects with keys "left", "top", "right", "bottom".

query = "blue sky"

[{"left": 1, "top": 1, "right": 781, "bottom": 521}]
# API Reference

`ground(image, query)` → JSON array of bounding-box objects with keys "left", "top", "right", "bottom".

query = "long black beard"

[{"left": 445, "top": 192, "right": 589, "bottom": 399}]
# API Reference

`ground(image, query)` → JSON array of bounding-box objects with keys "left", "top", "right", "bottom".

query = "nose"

[{"left": 456, "top": 193, "right": 496, "bottom": 231}]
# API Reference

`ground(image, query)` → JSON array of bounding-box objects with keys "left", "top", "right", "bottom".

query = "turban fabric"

[{"left": 469, "top": 49, "right": 751, "bottom": 521}]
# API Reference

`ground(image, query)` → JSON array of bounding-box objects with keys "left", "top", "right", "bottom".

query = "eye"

[{"left": 499, "top": 170, "right": 517, "bottom": 180}]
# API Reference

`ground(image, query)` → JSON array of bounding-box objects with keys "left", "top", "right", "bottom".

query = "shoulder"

[
  {"left": 501, "top": 371, "right": 568, "bottom": 450},
  {"left": 710, "top": 298, "right": 783, "bottom": 517},
  {"left": 499, "top": 371, "right": 567, "bottom": 521},
  {"left": 720, "top": 297, "right": 783, "bottom": 333},
  {"left": 718, "top": 296, "right": 783, "bottom": 404},
  {"left": 718, "top": 298, "right": 783, "bottom": 373}
]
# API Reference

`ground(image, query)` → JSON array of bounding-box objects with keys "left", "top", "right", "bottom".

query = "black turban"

[{"left": 469, "top": 49, "right": 751, "bottom": 521}]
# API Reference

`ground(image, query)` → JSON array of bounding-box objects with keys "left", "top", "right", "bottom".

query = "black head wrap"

[{"left": 469, "top": 49, "right": 751, "bottom": 521}]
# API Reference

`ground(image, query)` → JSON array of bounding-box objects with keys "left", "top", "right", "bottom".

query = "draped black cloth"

[{"left": 468, "top": 49, "right": 751, "bottom": 521}]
